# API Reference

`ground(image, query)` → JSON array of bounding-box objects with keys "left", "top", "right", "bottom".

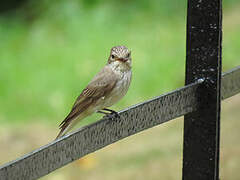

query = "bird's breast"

[{"left": 104, "top": 70, "right": 132, "bottom": 107}]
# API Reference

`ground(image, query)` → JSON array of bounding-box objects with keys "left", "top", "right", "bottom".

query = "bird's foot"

[
  {"left": 97, "top": 110, "right": 109, "bottom": 115},
  {"left": 97, "top": 108, "right": 120, "bottom": 119},
  {"left": 103, "top": 108, "right": 120, "bottom": 118}
]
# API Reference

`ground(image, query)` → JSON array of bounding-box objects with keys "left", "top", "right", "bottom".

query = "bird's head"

[{"left": 108, "top": 46, "right": 132, "bottom": 69}]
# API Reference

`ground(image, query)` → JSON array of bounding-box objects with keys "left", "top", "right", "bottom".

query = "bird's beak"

[{"left": 116, "top": 58, "right": 128, "bottom": 62}]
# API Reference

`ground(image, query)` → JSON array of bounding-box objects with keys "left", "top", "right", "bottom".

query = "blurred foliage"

[
  {"left": 2, "top": 0, "right": 187, "bottom": 19},
  {"left": 1, "top": 0, "right": 239, "bottom": 19},
  {"left": 0, "top": 0, "right": 239, "bottom": 126}
]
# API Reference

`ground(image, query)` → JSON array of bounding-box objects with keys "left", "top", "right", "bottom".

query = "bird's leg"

[
  {"left": 97, "top": 108, "right": 120, "bottom": 119},
  {"left": 97, "top": 110, "right": 109, "bottom": 115},
  {"left": 103, "top": 108, "right": 120, "bottom": 118}
]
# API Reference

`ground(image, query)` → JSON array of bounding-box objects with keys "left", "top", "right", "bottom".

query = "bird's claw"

[
  {"left": 110, "top": 111, "right": 120, "bottom": 118},
  {"left": 102, "top": 108, "right": 120, "bottom": 119},
  {"left": 103, "top": 112, "right": 119, "bottom": 120}
]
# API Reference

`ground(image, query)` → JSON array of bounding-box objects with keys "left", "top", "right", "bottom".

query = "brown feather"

[{"left": 57, "top": 66, "right": 118, "bottom": 138}]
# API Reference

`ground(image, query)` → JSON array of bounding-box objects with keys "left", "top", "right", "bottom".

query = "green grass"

[
  {"left": 0, "top": 2, "right": 188, "bottom": 125},
  {"left": 0, "top": 2, "right": 239, "bottom": 126}
]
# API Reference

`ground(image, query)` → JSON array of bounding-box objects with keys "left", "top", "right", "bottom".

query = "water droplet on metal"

[{"left": 197, "top": 78, "right": 205, "bottom": 83}]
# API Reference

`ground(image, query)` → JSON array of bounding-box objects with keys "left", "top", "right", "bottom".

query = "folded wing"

[{"left": 57, "top": 66, "right": 118, "bottom": 137}]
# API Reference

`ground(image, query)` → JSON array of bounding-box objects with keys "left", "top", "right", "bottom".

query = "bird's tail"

[
  {"left": 55, "top": 111, "right": 91, "bottom": 140},
  {"left": 55, "top": 120, "right": 76, "bottom": 140}
]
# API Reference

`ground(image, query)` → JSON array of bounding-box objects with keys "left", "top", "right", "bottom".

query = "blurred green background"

[{"left": 0, "top": 0, "right": 239, "bottom": 179}]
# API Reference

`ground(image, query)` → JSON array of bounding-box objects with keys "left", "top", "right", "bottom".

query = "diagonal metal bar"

[
  {"left": 222, "top": 65, "right": 240, "bottom": 99},
  {"left": 0, "top": 66, "right": 239, "bottom": 180},
  {"left": 0, "top": 81, "right": 203, "bottom": 180}
]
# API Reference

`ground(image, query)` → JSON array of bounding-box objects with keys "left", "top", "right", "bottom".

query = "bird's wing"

[{"left": 59, "top": 66, "right": 118, "bottom": 130}]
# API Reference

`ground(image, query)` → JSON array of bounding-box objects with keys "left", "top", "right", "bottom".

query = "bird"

[{"left": 56, "top": 46, "right": 132, "bottom": 139}]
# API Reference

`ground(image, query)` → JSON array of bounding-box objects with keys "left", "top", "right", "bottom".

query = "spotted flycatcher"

[{"left": 56, "top": 46, "right": 132, "bottom": 139}]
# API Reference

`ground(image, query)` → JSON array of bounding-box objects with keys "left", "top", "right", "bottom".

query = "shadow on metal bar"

[{"left": 0, "top": 66, "right": 239, "bottom": 180}]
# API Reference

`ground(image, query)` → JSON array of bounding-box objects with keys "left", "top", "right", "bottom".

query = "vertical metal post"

[{"left": 182, "top": 0, "right": 222, "bottom": 179}]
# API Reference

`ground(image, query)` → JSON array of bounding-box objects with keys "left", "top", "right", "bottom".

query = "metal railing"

[
  {"left": 183, "top": 0, "right": 222, "bottom": 179},
  {"left": 1, "top": 0, "right": 240, "bottom": 179}
]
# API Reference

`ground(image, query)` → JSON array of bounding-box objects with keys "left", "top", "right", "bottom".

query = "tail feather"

[
  {"left": 55, "top": 111, "right": 92, "bottom": 140},
  {"left": 55, "top": 121, "right": 72, "bottom": 139}
]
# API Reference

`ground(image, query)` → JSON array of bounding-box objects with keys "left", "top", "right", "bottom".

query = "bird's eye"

[
  {"left": 111, "top": 55, "right": 115, "bottom": 59},
  {"left": 126, "top": 53, "right": 130, "bottom": 58}
]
